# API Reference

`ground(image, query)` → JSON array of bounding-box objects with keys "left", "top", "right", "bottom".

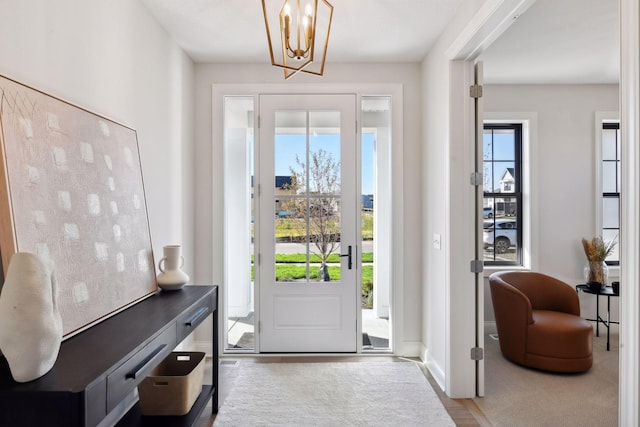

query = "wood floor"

[
  {"left": 198, "top": 355, "right": 489, "bottom": 426},
  {"left": 416, "top": 362, "right": 491, "bottom": 427}
]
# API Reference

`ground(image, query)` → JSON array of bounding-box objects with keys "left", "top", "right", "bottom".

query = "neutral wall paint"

[
  {"left": 193, "top": 62, "right": 423, "bottom": 353},
  {"left": 482, "top": 84, "right": 620, "bottom": 322},
  {"left": 421, "top": 0, "right": 487, "bottom": 397},
  {"left": 0, "top": 0, "right": 195, "bottom": 315}
]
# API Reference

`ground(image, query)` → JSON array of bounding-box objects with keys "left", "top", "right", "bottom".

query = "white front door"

[{"left": 258, "top": 94, "right": 358, "bottom": 352}]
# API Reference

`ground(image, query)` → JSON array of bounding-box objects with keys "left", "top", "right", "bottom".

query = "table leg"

[
  {"left": 607, "top": 295, "right": 611, "bottom": 351},
  {"left": 213, "top": 298, "right": 219, "bottom": 414},
  {"left": 596, "top": 293, "right": 600, "bottom": 337}
]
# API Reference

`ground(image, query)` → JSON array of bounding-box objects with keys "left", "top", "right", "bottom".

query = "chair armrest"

[{"left": 489, "top": 276, "right": 533, "bottom": 363}]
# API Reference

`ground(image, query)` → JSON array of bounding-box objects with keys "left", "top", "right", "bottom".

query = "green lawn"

[
  {"left": 252, "top": 210, "right": 375, "bottom": 307},
  {"left": 249, "top": 257, "right": 375, "bottom": 308},
  {"left": 272, "top": 264, "right": 373, "bottom": 282},
  {"left": 251, "top": 252, "right": 373, "bottom": 263}
]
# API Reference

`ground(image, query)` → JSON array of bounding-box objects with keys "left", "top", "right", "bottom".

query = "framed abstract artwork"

[{"left": 0, "top": 75, "right": 157, "bottom": 339}]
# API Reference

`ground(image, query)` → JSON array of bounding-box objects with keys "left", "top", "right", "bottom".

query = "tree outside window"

[{"left": 281, "top": 149, "right": 341, "bottom": 281}]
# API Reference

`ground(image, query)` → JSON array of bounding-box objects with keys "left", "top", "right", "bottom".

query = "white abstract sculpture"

[{"left": 0, "top": 252, "right": 63, "bottom": 382}]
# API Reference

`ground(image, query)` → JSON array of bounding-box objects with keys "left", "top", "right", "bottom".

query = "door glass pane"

[
  {"left": 274, "top": 110, "right": 343, "bottom": 284},
  {"left": 309, "top": 111, "right": 341, "bottom": 196},
  {"left": 223, "top": 96, "right": 255, "bottom": 351},
  {"left": 275, "top": 111, "right": 308, "bottom": 283},
  {"left": 361, "top": 96, "right": 391, "bottom": 351}
]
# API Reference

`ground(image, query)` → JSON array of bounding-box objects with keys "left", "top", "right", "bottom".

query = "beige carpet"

[
  {"left": 474, "top": 324, "right": 618, "bottom": 426},
  {"left": 213, "top": 360, "right": 456, "bottom": 426}
]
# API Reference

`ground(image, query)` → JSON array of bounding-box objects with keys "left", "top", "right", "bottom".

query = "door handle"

[{"left": 340, "top": 245, "right": 352, "bottom": 270}]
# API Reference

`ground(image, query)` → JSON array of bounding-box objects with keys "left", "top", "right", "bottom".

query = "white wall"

[
  {"left": 0, "top": 0, "right": 195, "bottom": 309},
  {"left": 421, "top": 0, "right": 488, "bottom": 397},
  {"left": 193, "top": 63, "right": 423, "bottom": 354},
  {"left": 482, "top": 84, "right": 620, "bottom": 322}
]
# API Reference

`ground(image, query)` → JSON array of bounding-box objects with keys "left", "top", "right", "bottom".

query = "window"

[
  {"left": 601, "top": 121, "right": 620, "bottom": 265},
  {"left": 483, "top": 124, "right": 522, "bottom": 265}
]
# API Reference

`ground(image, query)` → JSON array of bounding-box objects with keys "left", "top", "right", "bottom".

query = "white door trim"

[
  {"left": 213, "top": 83, "right": 404, "bottom": 355},
  {"left": 619, "top": 0, "right": 640, "bottom": 423}
]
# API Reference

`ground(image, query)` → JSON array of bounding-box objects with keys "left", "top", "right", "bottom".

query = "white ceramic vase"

[
  {"left": 157, "top": 245, "right": 189, "bottom": 291},
  {"left": 0, "top": 252, "right": 62, "bottom": 382}
]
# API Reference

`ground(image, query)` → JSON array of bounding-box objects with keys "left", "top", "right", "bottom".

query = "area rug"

[
  {"left": 213, "top": 361, "right": 455, "bottom": 426},
  {"left": 474, "top": 326, "right": 619, "bottom": 426}
]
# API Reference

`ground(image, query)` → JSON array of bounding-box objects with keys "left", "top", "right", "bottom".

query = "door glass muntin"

[{"left": 274, "top": 110, "right": 343, "bottom": 284}]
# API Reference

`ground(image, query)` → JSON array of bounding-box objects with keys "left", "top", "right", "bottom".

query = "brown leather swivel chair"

[{"left": 489, "top": 271, "right": 593, "bottom": 373}]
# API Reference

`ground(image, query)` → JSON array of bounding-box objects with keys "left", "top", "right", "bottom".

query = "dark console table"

[
  {"left": 0, "top": 285, "right": 218, "bottom": 427},
  {"left": 576, "top": 284, "right": 619, "bottom": 351}
]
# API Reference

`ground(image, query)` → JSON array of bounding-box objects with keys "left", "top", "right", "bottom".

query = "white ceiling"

[
  {"left": 479, "top": 0, "right": 619, "bottom": 84},
  {"left": 141, "top": 0, "right": 620, "bottom": 84},
  {"left": 140, "top": 0, "right": 466, "bottom": 63}
]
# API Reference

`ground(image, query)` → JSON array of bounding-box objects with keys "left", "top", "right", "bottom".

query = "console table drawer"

[
  {"left": 176, "top": 293, "right": 214, "bottom": 343},
  {"left": 106, "top": 324, "right": 176, "bottom": 412}
]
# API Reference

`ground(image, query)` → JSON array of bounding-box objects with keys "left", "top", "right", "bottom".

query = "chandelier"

[{"left": 261, "top": 0, "right": 334, "bottom": 79}]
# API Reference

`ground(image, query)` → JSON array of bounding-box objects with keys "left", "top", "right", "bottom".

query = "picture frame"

[{"left": 0, "top": 74, "right": 157, "bottom": 339}]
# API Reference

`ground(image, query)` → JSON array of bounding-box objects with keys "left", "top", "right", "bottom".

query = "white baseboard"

[
  {"left": 484, "top": 321, "right": 497, "bottom": 334},
  {"left": 399, "top": 341, "right": 422, "bottom": 358},
  {"left": 421, "top": 345, "right": 446, "bottom": 392}
]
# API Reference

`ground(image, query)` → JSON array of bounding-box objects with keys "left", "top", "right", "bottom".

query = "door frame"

[
  {"left": 212, "top": 83, "right": 404, "bottom": 355},
  {"left": 472, "top": 61, "right": 484, "bottom": 397},
  {"left": 619, "top": 0, "right": 640, "bottom": 424},
  {"left": 445, "top": 0, "right": 539, "bottom": 397}
]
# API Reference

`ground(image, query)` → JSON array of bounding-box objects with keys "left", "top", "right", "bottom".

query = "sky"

[
  {"left": 271, "top": 129, "right": 511, "bottom": 195},
  {"left": 483, "top": 129, "right": 516, "bottom": 192}
]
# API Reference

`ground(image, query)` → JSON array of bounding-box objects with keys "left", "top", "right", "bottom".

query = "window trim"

[{"left": 483, "top": 113, "right": 538, "bottom": 274}]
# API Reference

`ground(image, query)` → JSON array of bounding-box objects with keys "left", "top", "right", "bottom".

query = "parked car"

[
  {"left": 483, "top": 219, "right": 516, "bottom": 253},
  {"left": 483, "top": 207, "right": 494, "bottom": 218}
]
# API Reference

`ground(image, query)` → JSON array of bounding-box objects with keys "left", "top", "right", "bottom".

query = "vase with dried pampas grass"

[{"left": 581, "top": 236, "right": 616, "bottom": 287}]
